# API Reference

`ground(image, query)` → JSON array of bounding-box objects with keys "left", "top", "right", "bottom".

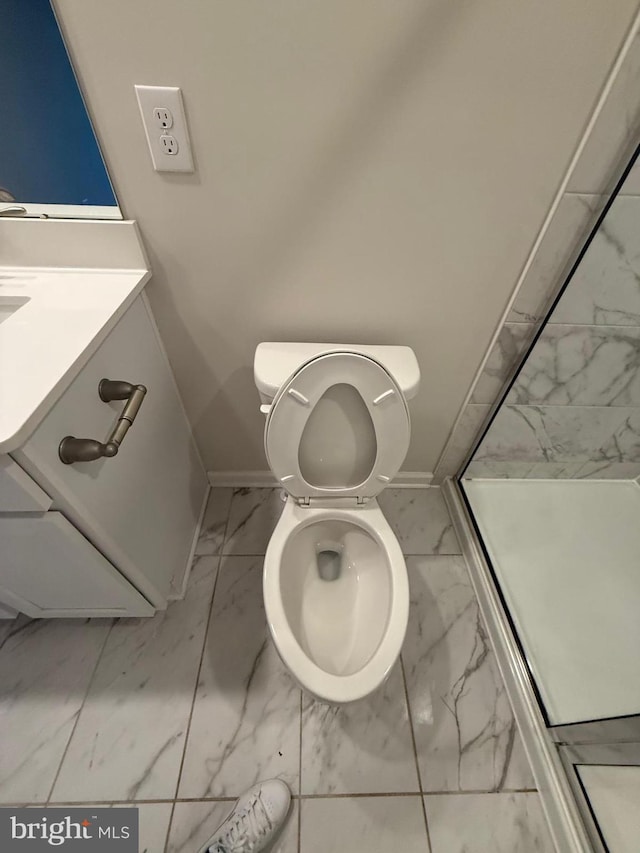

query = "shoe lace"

[{"left": 211, "top": 793, "right": 274, "bottom": 853}]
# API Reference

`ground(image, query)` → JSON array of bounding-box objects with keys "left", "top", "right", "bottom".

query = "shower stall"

[{"left": 445, "top": 143, "right": 640, "bottom": 853}]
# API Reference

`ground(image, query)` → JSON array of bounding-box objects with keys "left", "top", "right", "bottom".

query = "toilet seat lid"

[{"left": 265, "top": 351, "right": 410, "bottom": 503}]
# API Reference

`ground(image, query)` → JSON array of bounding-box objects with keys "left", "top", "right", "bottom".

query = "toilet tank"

[{"left": 254, "top": 342, "right": 420, "bottom": 404}]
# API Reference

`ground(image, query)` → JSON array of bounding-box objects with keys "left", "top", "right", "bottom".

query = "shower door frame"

[{"left": 443, "top": 139, "right": 640, "bottom": 852}]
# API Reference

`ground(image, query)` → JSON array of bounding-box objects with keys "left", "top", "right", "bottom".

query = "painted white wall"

[{"left": 54, "top": 0, "right": 639, "bottom": 473}]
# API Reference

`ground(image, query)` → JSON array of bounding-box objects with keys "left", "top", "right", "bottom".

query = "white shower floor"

[
  {"left": 463, "top": 479, "right": 640, "bottom": 725},
  {"left": 578, "top": 765, "right": 640, "bottom": 852}
]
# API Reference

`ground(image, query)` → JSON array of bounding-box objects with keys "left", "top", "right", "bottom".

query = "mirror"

[{"left": 0, "top": 0, "right": 120, "bottom": 218}]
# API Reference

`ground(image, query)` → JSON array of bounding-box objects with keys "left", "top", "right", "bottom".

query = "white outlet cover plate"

[{"left": 134, "top": 85, "right": 194, "bottom": 173}]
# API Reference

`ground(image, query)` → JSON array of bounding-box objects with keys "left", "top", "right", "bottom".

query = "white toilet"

[{"left": 254, "top": 342, "right": 420, "bottom": 704}]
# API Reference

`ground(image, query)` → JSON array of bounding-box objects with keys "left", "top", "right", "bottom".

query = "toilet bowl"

[
  {"left": 264, "top": 497, "right": 408, "bottom": 703},
  {"left": 254, "top": 342, "right": 420, "bottom": 704}
]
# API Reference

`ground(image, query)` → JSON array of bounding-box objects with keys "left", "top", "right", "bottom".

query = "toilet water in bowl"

[{"left": 315, "top": 541, "right": 344, "bottom": 582}]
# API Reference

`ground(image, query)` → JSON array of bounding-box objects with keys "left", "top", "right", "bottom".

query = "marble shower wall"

[
  {"left": 433, "top": 29, "right": 640, "bottom": 482},
  {"left": 468, "top": 191, "right": 640, "bottom": 480}
]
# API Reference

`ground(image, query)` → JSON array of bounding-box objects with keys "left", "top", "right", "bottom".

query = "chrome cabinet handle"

[{"left": 58, "top": 378, "right": 147, "bottom": 465}]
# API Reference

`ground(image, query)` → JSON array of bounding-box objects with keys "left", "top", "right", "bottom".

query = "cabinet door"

[
  {"left": 0, "top": 456, "right": 52, "bottom": 511},
  {"left": 0, "top": 513, "right": 153, "bottom": 617},
  {"left": 15, "top": 296, "right": 208, "bottom": 608}
]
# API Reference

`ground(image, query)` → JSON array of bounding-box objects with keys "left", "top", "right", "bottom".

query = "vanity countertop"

[{"left": 0, "top": 265, "right": 150, "bottom": 453}]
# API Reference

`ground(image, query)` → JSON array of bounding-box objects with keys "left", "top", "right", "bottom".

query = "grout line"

[
  {"left": 297, "top": 792, "right": 428, "bottom": 799},
  {"left": 171, "top": 559, "right": 222, "bottom": 800},
  {"left": 14, "top": 789, "right": 540, "bottom": 809},
  {"left": 0, "top": 791, "right": 538, "bottom": 808},
  {"left": 45, "top": 618, "right": 116, "bottom": 804},
  {"left": 162, "top": 806, "right": 175, "bottom": 853},
  {"left": 44, "top": 799, "right": 236, "bottom": 806},
  {"left": 294, "top": 788, "right": 540, "bottom": 799},
  {"left": 163, "top": 552, "right": 224, "bottom": 853},
  {"left": 162, "top": 801, "right": 177, "bottom": 853},
  {"left": 421, "top": 788, "right": 539, "bottom": 797},
  {"left": 400, "top": 654, "right": 432, "bottom": 853}
]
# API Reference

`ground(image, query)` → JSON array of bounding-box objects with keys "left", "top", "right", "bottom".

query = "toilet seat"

[{"left": 264, "top": 351, "right": 410, "bottom": 504}]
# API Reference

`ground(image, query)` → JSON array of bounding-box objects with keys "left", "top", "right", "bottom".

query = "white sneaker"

[{"left": 199, "top": 779, "right": 292, "bottom": 853}]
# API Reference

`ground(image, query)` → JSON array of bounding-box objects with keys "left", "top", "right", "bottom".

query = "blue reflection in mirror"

[{"left": 0, "top": 0, "right": 117, "bottom": 209}]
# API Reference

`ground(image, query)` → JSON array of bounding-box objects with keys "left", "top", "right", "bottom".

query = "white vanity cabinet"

[
  {"left": 0, "top": 513, "right": 154, "bottom": 617},
  {"left": 1, "top": 294, "right": 208, "bottom": 618}
]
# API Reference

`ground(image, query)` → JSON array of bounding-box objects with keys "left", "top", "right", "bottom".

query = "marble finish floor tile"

[
  {"left": 424, "top": 792, "right": 554, "bottom": 852},
  {"left": 223, "top": 488, "right": 285, "bottom": 554},
  {"left": 0, "top": 616, "right": 111, "bottom": 803},
  {"left": 377, "top": 488, "right": 460, "bottom": 554},
  {"left": 126, "top": 802, "right": 174, "bottom": 853},
  {"left": 52, "top": 557, "right": 218, "bottom": 802},
  {"left": 167, "top": 799, "right": 298, "bottom": 853},
  {"left": 195, "top": 488, "right": 233, "bottom": 555},
  {"left": 178, "top": 556, "right": 300, "bottom": 798},
  {"left": 301, "top": 663, "right": 419, "bottom": 794},
  {"left": 403, "top": 556, "right": 534, "bottom": 793},
  {"left": 301, "top": 796, "right": 428, "bottom": 853}
]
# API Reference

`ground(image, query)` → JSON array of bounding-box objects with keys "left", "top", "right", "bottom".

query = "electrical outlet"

[
  {"left": 134, "top": 85, "right": 194, "bottom": 173},
  {"left": 160, "top": 134, "right": 178, "bottom": 155},
  {"left": 153, "top": 107, "right": 173, "bottom": 129}
]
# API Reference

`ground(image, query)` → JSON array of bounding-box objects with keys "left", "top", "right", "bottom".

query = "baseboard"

[
  {"left": 394, "top": 471, "right": 434, "bottom": 487},
  {"left": 207, "top": 471, "right": 278, "bottom": 488},
  {"left": 207, "top": 470, "right": 434, "bottom": 488},
  {"left": 442, "top": 478, "right": 598, "bottom": 853}
]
